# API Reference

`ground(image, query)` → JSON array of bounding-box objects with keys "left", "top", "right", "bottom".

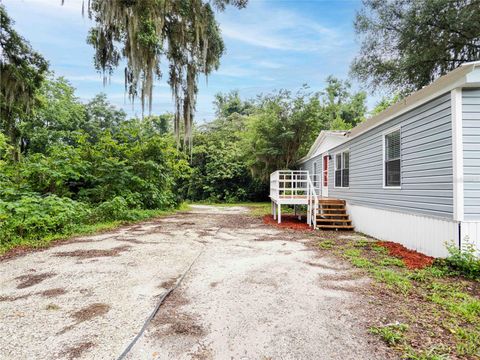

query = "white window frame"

[
  {"left": 383, "top": 126, "right": 402, "bottom": 189},
  {"left": 334, "top": 149, "right": 350, "bottom": 189}
]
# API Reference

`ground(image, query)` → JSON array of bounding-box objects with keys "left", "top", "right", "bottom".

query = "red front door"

[{"left": 322, "top": 155, "right": 329, "bottom": 197}]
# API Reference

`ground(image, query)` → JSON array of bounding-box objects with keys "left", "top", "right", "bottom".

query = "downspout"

[{"left": 458, "top": 222, "right": 462, "bottom": 251}]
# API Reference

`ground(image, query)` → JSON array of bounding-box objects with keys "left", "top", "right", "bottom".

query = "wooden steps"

[
  {"left": 317, "top": 218, "right": 352, "bottom": 223},
  {"left": 316, "top": 224, "right": 354, "bottom": 230},
  {"left": 315, "top": 199, "right": 354, "bottom": 231}
]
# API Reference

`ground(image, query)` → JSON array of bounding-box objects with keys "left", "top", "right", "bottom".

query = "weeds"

[
  {"left": 45, "top": 303, "right": 60, "bottom": 310},
  {"left": 442, "top": 241, "right": 480, "bottom": 280},
  {"left": 369, "top": 323, "right": 408, "bottom": 346},
  {"left": 318, "top": 240, "right": 334, "bottom": 250},
  {"left": 371, "top": 268, "right": 412, "bottom": 295},
  {"left": 455, "top": 326, "right": 480, "bottom": 357},
  {"left": 403, "top": 346, "right": 450, "bottom": 360}
]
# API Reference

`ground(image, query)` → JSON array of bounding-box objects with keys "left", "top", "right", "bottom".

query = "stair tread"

[
  {"left": 317, "top": 211, "right": 348, "bottom": 216},
  {"left": 316, "top": 219, "right": 352, "bottom": 223},
  {"left": 317, "top": 225, "right": 354, "bottom": 229},
  {"left": 317, "top": 214, "right": 349, "bottom": 217}
]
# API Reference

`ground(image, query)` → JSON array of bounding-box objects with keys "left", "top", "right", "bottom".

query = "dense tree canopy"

[
  {"left": 244, "top": 81, "right": 366, "bottom": 180},
  {"left": 318, "top": 76, "right": 367, "bottom": 130},
  {"left": 351, "top": 0, "right": 480, "bottom": 94},
  {"left": 0, "top": 5, "right": 49, "bottom": 160},
  {"left": 188, "top": 91, "right": 263, "bottom": 202},
  {"left": 82, "top": 0, "right": 247, "bottom": 149}
]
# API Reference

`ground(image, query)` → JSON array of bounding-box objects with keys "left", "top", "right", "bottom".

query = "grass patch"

[
  {"left": 455, "top": 326, "right": 480, "bottom": 357},
  {"left": 371, "top": 268, "right": 412, "bottom": 294},
  {"left": 427, "top": 282, "right": 480, "bottom": 323},
  {"left": 403, "top": 346, "right": 450, "bottom": 360},
  {"left": 318, "top": 240, "right": 335, "bottom": 250},
  {"left": 369, "top": 323, "right": 408, "bottom": 346},
  {"left": 315, "top": 234, "right": 480, "bottom": 359}
]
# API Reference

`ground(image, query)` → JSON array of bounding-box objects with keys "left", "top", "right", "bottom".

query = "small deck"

[
  {"left": 269, "top": 170, "right": 319, "bottom": 224},
  {"left": 270, "top": 170, "right": 353, "bottom": 230}
]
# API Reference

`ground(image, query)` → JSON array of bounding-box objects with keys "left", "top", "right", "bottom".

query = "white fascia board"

[{"left": 297, "top": 131, "right": 347, "bottom": 164}]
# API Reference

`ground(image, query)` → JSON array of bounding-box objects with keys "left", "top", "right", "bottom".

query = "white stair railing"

[{"left": 306, "top": 173, "right": 319, "bottom": 229}]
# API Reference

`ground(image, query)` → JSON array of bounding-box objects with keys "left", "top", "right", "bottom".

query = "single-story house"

[{"left": 271, "top": 61, "right": 480, "bottom": 258}]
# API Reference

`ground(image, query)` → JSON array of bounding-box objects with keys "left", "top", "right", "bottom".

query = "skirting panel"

[
  {"left": 346, "top": 203, "right": 458, "bottom": 258},
  {"left": 460, "top": 222, "right": 480, "bottom": 257}
]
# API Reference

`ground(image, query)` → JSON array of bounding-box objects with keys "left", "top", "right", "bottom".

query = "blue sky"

[{"left": 3, "top": 0, "right": 377, "bottom": 121}]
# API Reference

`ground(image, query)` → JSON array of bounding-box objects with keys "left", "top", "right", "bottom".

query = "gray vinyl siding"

[
  {"left": 298, "top": 154, "right": 323, "bottom": 187},
  {"left": 298, "top": 155, "right": 320, "bottom": 174},
  {"left": 463, "top": 88, "right": 480, "bottom": 220},
  {"left": 328, "top": 92, "right": 454, "bottom": 219}
]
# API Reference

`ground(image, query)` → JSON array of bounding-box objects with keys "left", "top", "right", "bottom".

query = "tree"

[
  {"left": 318, "top": 76, "right": 366, "bottom": 131},
  {"left": 351, "top": 0, "right": 480, "bottom": 95},
  {"left": 188, "top": 92, "right": 264, "bottom": 202},
  {"left": 0, "top": 5, "right": 49, "bottom": 160},
  {"left": 78, "top": 0, "right": 247, "bottom": 148},
  {"left": 244, "top": 88, "right": 322, "bottom": 180},
  {"left": 371, "top": 94, "right": 401, "bottom": 116},
  {"left": 213, "top": 90, "right": 253, "bottom": 119},
  {"left": 84, "top": 93, "right": 127, "bottom": 141},
  {"left": 21, "top": 76, "right": 86, "bottom": 154}
]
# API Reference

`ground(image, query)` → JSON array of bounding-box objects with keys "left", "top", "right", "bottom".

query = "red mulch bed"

[
  {"left": 376, "top": 241, "right": 434, "bottom": 269},
  {"left": 262, "top": 215, "right": 312, "bottom": 231}
]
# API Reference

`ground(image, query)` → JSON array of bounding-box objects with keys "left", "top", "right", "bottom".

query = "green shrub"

[
  {"left": 89, "top": 196, "right": 136, "bottom": 222},
  {"left": 443, "top": 241, "right": 480, "bottom": 279},
  {"left": 0, "top": 194, "right": 89, "bottom": 243}
]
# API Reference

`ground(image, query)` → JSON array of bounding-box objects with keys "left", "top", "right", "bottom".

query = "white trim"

[
  {"left": 333, "top": 152, "right": 340, "bottom": 189},
  {"left": 321, "top": 153, "right": 329, "bottom": 197},
  {"left": 333, "top": 149, "right": 350, "bottom": 189},
  {"left": 382, "top": 126, "right": 402, "bottom": 189},
  {"left": 297, "top": 130, "right": 348, "bottom": 164},
  {"left": 451, "top": 88, "right": 464, "bottom": 222}
]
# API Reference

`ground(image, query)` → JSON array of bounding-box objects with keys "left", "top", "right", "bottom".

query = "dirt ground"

[{"left": 0, "top": 205, "right": 395, "bottom": 360}]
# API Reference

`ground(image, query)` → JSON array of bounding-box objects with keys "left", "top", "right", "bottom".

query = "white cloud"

[
  {"left": 218, "top": 4, "right": 346, "bottom": 53},
  {"left": 215, "top": 65, "right": 255, "bottom": 78},
  {"left": 256, "top": 60, "right": 283, "bottom": 69}
]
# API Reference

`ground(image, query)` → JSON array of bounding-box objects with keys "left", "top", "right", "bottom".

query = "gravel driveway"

[{"left": 0, "top": 205, "right": 394, "bottom": 359}]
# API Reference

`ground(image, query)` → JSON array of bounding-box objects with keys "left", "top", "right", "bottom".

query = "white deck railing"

[
  {"left": 269, "top": 170, "right": 309, "bottom": 200},
  {"left": 269, "top": 170, "right": 319, "bottom": 228}
]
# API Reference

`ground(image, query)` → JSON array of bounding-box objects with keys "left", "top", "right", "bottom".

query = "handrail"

[{"left": 305, "top": 173, "right": 319, "bottom": 229}]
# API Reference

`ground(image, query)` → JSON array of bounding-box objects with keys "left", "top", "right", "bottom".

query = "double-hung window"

[
  {"left": 335, "top": 151, "right": 349, "bottom": 188},
  {"left": 384, "top": 128, "right": 401, "bottom": 187}
]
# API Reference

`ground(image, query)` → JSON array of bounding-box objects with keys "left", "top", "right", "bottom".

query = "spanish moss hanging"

[{"left": 67, "top": 0, "right": 247, "bottom": 150}]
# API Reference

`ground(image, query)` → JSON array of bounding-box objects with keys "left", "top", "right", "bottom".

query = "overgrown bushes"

[
  {"left": 0, "top": 194, "right": 88, "bottom": 243},
  {"left": 0, "top": 77, "right": 191, "bottom": 249}
]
